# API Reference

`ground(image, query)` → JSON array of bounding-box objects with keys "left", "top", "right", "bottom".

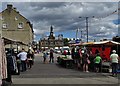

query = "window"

[
  {"left": 0, "top": 16, "right": 4, "bottom": 20},
  {"left": 2, "top": 23, "right": 7, "bottom": 29},
  {"left": 15, "top": 17, "right": 18, "bottom": 20},
  {"left": 18, "top": 23, "right": 23, "bottom": 29}
]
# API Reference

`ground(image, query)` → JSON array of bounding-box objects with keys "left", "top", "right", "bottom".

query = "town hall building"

[{"left": 39, "top": 26, "right": 64, "bottom": 49}]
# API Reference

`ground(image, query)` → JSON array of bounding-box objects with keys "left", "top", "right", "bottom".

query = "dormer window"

[
  {"left": 2, "top": 23, "right": 7, "bottom": 29},
  {"left": 15, "top": 17, "right": 18, "bottom": 20},
  {"left": 18, "top": 22, "right": 23, "bottom": 29}
]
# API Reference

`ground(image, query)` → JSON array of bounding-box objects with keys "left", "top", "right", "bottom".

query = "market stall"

[
  {"left": 72, "top": 41, "right": 120, "bottom": 61},
  {"left": 0, "top": 38, "right": 8, "bottom": 85},
  {"left": 57, "top": 55, "right": 74, "bottom": 69},
  {"left": 0, "top": 37, "right": 29, "bottom": 85},
  {"left": 71, "top": 41, "right": 120, "bottom": 72},
  {"left": 3, "top": 37, "right": 28, "bottom": 52}
]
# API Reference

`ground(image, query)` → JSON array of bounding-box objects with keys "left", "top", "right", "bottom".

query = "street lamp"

[
  {"left": 76, "top": 28, "right": 79, "bottom": 40},
  {"left": 79, "top": 16, "right": 94, "bottom": 43},
  {"left": 81, "top": 30, "right": 82, "bottom": 42},
  {"left": 77, "top": 28, "right": 83, "bottom": 43}
]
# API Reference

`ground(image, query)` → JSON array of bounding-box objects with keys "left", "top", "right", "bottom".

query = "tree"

[
  {"left": 63, "top": 38, "right": 69, "bottom": 46},
  {"left": 112, "top": 36, "right": 120, "bottom": 42},
  {"left": 112, "top": 36, "right": 120, "bottom": 56}
]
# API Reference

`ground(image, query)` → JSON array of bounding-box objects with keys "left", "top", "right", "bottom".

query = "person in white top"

[
  {"left": 110, "top": 50, "right": 119, "bottom": 76},
  {"left": 17, "top": 48, "right": 27, "bottom": 72}
]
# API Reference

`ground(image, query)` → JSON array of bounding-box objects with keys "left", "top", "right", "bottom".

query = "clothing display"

[
  {"left": 5, "top": 48, "right": 18, "bottom": 75},
  {"left": 12, "top": 56, "right": 18, "bottom": 73},
  {"left": 0, "top": 38, "right": 18, "bottom": 84},
  {"left": 0, "top": 76, "right": 2, "bottom": 86},
  {"left": 0, "top": 38, "right": 7, "bottom": 80}
]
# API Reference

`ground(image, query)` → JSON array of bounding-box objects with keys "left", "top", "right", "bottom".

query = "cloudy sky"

[{"left": 1, "top": 1, "right": 119, "bottom": 42}]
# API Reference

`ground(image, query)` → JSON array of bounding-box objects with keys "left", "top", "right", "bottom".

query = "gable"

[{"left": 1, "top": 7, "right": 33, "bottom": 33}]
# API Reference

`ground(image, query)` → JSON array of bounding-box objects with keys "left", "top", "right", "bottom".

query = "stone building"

[
  {"left": 0, "top": 4, "right": 34, "bottom": 50},
  {"left": 39, "top": 26, "right": 64, "bottom": 49}
]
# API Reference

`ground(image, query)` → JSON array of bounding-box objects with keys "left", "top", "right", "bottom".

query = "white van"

[{"left": 61, "top": 46, "right": 71, "bottom": 55}]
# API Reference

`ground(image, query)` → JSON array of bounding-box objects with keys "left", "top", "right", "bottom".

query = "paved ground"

[{"left": 12, "top": 53, "right": 119, "bottom": 85}]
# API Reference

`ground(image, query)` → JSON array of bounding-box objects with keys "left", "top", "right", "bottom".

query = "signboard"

[{"left": 75, "top": 39, "right": 80, "bottom": 43}]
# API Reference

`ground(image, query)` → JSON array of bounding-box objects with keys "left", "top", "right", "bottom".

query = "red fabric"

[
  {"left": 101, "top": 47, "right": 111, "bottom": 60},
  {"left": 91, "top": 47, "right": 111, "bottom": 61},
  {"left": 64, "top": 50, "right": 67, "bottom": 55}
]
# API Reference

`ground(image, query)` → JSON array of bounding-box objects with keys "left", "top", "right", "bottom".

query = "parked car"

[
  {"left": 61, "top": 47, "right": 71, "bottom": 55},
  {"left": 54, "top": 49, "right": 61, "bottom": 54}
]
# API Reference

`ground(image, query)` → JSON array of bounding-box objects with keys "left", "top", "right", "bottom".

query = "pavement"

[{"left": 11, "top": 53, "right": 119, "bottom": 85}]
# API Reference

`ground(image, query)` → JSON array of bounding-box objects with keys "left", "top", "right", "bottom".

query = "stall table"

[{"left": 57, "top": 57, "right": 74, "bottom": 69}]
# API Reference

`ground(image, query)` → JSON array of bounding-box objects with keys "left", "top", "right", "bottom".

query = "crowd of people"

[
  {"left": 70, "top": 47, "right": 119, "bottom": 76},
  {"left": 42, "top": 47, "right": 119, "bottom": 77},
  {"left": 16, "top": 48, "right": 35, "bottom": 74},
  {"left": 1, "top": 48, "right": 35, "bottom": 85},
  {"left": 3, "top": 46, "right": 119, "bottom": 86},
  {"left": 16, "top": 47, "right": 120, "bottom": 78},
  {"left": 43, "top": 49, "right": 54, "bottom": 64}
]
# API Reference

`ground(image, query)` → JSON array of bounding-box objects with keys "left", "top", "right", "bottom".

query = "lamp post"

[
  {"left": 79, "top": 16, "right": 94, "bottom": 43},
  {"left": 76, "top": 28, "right": 79, "bottom": 40},
  {"left": 79, "top": 17, "right": 88, "bottom": 42},
  {"left": 81, "top": 30, "right": 82, "bottom": 42},
  {"left": 86, "top": 17, "right": 88, "bottom": 43}
]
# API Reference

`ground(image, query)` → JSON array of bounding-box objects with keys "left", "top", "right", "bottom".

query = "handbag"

[
  {"left": 17, "top": 59, "right": 21, "bottom": 64},
  {"left": 87, "top": 59, "right": 90, "bottom": 64}
]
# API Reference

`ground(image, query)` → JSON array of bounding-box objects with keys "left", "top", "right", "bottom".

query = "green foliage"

[
  {"left": 63, "top": 38, "right": 69, "bottom": 46},
  {"left": 112, "top": 36, "right": 120, "bottom": 42}
]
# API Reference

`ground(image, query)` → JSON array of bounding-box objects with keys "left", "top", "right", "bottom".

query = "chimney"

[
  {"left": 13, "top": 7, "right": 17, "bottom": 11},
  {"left": 7, "top": 4, "right": 13, "bottom": 12},
  {"left": 16, "top": 11, "right": 19, "bottom": 14}
]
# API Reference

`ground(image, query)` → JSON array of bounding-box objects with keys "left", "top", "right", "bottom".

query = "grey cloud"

[
  {"left": 29, "top": 2, "right": 66, "bottom": 9},
  {"left": 1, "top": 2, "right": 118, "bottom": 41}
]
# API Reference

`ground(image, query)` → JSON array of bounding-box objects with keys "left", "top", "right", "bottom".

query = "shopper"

[
  {"left": 74, "top": 49, "right": 81, "bottom": 69},
  {"left": 94, "top": 53, "right": 102, "bottom": 72},
  {"left": 43, "top": 51, "right": 48, "bottom": 64},
  {"left": 110, "top": 50, "right": 119, "bottom": 76},
  {"left": 17, "top": 48, "right": 27, "bottom": 72},
  {"left": 82, "top": 50, "right": 90, "bottom": 72},
  {"left": 49, "top": 49, "right": 54, "bottom": 63},
  {"left": 27, "top": 50, "right": 34, "bottom": 69}
]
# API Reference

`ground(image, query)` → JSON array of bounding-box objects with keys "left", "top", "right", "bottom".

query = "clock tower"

[{"left": 49, "top": 25, "right": 55, "bottom": 39}]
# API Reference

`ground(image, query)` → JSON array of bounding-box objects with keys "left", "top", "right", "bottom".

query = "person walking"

[
  {"left": 94, "top": 53, "right": 102, "bottom": 72},
  {"left": 74, "top": 49, "right": 81, "bottom": 69},
  {"left": 82, "top": 50, "right": 90, "bottom": 72},
  {"left": 71, "top": 47, "right": 75, "bottom": 60},
  {"left": 27, "top": 50, "right": 34, "bottom": 69},
  {"left": 43, "top": 51, "right": 48, "bottom": 64},
  {"left": 110, "top": 50, "right": 119, "bottom": 76},
  {"left": 67, "top": 50, "right": 71, "bottom": 55},
  {"left": 17, "top": 48, "right": 27, "bottom": 72},
  {"left": 49, "top": 49, "right": 54, "bottom": 63}
]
